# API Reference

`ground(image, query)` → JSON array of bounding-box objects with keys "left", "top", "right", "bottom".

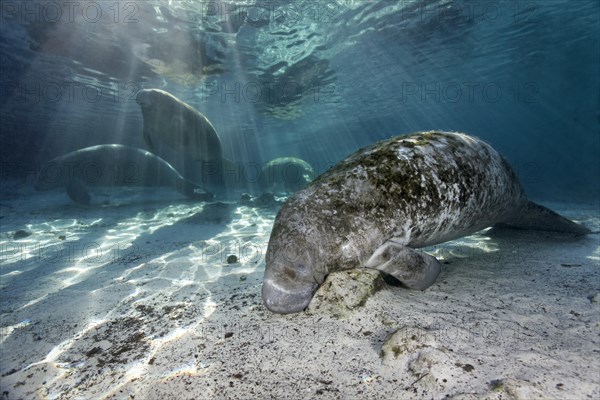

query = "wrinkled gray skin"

[
  {"left": 136, "top": 88, "right": 223, "bottom": 163},
  {"left": 262, "top": 131, "right": 590, "bottom": 313},
  {"left": 34, "top": 144, "right": 213, "bottom": 205}
]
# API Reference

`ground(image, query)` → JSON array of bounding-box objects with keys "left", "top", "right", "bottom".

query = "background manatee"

[
  {"left": 34, "top": 144, "right": 213, "bottom": 205},
  {"left": 136, "top": 88, "right": 223, "bottom": 163},
  {"left": 258, "top": 157, "right": 315, "bottom": 194}
]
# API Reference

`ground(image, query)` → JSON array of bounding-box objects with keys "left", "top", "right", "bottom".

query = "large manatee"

[
  {"left": 136, "top": 88, "right": 223, "bottom": 163},
  {"left": 262, "top": 131, "right": 590, "bottom": 313}
]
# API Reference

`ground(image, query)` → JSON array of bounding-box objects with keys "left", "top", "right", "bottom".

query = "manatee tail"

[
  {"left": 176, "top": 179, "right": 214, "bottom": 201},
  {"left": 497, "top": 201, "right": 590, "bottom": 235}
]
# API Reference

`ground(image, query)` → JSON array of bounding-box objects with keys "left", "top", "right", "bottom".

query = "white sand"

[{"left": 1, "top": 184, "right": 599, "bottom": 399}]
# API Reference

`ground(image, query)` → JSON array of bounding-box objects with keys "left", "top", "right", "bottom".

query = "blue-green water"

[
  {"left": 1, "top": 2, "right": 599, "bottom": 398},
  {"left": 1, "top": 0, "right": 598, "bottom": 201}
]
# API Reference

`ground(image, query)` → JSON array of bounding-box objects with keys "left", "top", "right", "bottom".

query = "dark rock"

[
  {"left": 239, "top": 193, "right": 252, "bottom": 206},
  {"left": 13, "top": 230, "right": 31, "bottom": 240}
]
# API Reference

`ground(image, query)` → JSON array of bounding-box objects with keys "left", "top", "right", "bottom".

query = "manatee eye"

[
  {"left": 283, "top": 266, "right": 297, "bottom": 280},
  {"left": 283, "top": 263, "right": 311, "bottom": 280}
]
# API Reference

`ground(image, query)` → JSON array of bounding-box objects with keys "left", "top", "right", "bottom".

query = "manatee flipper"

[
  {"left": 143, "top": 128, "right": 155, "bottom": 152},
  {"left": 198, "top": 158, "right": 239, "bottom": 185},
  {"left": 65, "top": 179, "right": 91, "bottom": 205},
  {"left": 497, "top": 201, "right": 590, "bottom": 235},
  {"left": 364, "top": 239, "right": 441, "bottom": 290}
]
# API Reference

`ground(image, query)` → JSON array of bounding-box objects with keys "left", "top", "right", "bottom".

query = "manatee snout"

[
  {"left": 262, "top": 244, "right": 320, "bottom": 314},
  {"left": 261, "top": 275, "right": 317, "bottom": 314},
  {"left": 135, "top": 89, "right": 154, "bottom": 108}
]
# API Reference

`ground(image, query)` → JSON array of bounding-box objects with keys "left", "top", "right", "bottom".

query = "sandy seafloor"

[{"left": 0, "top": 182, "right": 598, "bottom": 400}]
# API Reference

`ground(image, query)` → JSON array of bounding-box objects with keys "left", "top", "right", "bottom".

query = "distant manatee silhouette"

[
  {"left": 34, "top": 144, "right": 213, "bottom": 205},
  {"left": 136, "top": 88, "right": 222, "bottom": 163},
  {"left": 259, "top": 157, "right": 314, "bottom": 194}
]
